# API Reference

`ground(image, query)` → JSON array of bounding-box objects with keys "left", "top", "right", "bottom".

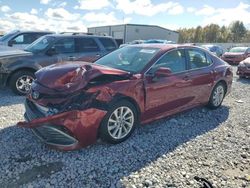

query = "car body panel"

[{"left": 18, "top": 44, "right": 233, "bottom": 150}]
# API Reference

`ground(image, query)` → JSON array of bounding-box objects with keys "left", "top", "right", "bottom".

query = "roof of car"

[
  {"left": 46, "top": 33, "right": 114, "bottom": 39},
  {"left": 16, "top": 31, "right": 54, "bottom": 33},
  {"left": 126, "top": 43, "right": 198, "bottom": 51}
]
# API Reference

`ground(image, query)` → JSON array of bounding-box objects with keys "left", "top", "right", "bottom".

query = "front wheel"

[
  {"left": 207, "top": 83, "right": 226, "bottom": 109},
  {"left": 9, "top": 71, "right": 35, "bottom": 95},
  {"left": 99, "top": 100, "right": 138, "bottom": 144}
]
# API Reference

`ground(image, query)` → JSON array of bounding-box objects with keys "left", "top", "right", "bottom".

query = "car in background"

[
  {"left": 237, "top": 57, "right": 250, "bottom": 78},
  {"left": 119, "top": 40, "right": 145, "bottom": 48},
  {"left": 222, "top": 47, "right": 250, "bottom": 65},
  {"left": 201, "top": 44, "right": 224, "bottom": 57},
  {"left": 0, "top": 34, "right": 118, "bottom": 95},
  {"left": 144, "top": 39, "right": 175, "bottom": 44},
  {"left": 0, "top": 30, "right": 54, "bottom": 49},
  {"left": 18, "top": 44, "right": 233, "bottom": 150}
]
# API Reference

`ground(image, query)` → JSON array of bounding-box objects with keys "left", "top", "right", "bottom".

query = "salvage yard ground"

[{"left": 0, "top": 67, "right": 249, "bottom": 188}]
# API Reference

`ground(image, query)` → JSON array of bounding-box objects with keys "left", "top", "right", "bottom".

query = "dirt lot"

[{"left": 0, "top": 67, "right": 249, "bottom": 188}]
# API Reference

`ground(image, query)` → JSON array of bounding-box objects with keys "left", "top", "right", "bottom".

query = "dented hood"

[{"left": 35, "top": 61, "right": 130, "bottom": 91}]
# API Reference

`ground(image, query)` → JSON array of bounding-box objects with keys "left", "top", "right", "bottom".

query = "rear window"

[{"left": 99, "top": 38, "right": 117, "bottom": 51}]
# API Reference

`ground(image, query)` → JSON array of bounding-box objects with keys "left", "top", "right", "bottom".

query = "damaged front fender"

[{"left": 18, "top": 101, "right": 107, "bottom": 151}]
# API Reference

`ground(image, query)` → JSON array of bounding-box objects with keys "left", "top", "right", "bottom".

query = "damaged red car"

[{"left": 18, "top": 44, "right": 233, "bottom": 150}]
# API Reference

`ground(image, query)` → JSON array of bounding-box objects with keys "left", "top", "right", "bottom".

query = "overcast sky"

[{"left": 0, "top": 0, "right": 250, "bottom": 33}]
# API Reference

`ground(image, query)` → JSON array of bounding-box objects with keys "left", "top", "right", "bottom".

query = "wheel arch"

[
  {"left": 7, "top": 67, "right": 37, "bottom": 85},
  {"left": 214, "top": 79, "right": 228, "bottom": 95},
  {"left": 110, "top": 95, "right": 141, "bottom": 120}
]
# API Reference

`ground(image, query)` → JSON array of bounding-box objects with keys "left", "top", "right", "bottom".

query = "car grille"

[
  {"left": 25, "top": 99, "right": 78, "bottom": 147},
  {"left": 32, "top": 125, "right": 78, "bottom": 146}
]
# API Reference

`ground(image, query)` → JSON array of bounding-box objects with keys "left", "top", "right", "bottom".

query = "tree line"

[{"left": 178, "top": 21, "right": 250, "bottom": 43}]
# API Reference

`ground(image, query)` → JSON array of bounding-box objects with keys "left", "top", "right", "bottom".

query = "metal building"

[{"left": 88, "top": 24, "right": 179, "bottom": 46}]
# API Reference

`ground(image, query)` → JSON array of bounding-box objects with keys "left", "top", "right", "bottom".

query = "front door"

[{"left": 143, "top": 49, "right": 193, "bottom": 121}]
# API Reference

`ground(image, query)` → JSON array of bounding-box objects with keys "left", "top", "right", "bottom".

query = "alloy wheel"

[
  {"left": 16, "top": 75, "right": 34, "bottom": 94},
  {"left": 107, "top": 106, "right": 134, "bottom": 139},
  {"left": 212, "top": 85, "right": 225, "bottom": 107}
]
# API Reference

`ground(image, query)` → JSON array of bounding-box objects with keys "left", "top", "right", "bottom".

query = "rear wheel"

[
  {"left": 99, "top": 100, "right": 138, "bottom": 144},
  {"left": 9, "top": 71, "right": 35, "bottom": 95},
  {"left": 207, "top": 83, "right": 226, "bottom": 109}
]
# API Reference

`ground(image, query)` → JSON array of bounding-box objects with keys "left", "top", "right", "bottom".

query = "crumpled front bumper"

[{"left": 18, "top": 99, "right": 107, "bottom": 151}]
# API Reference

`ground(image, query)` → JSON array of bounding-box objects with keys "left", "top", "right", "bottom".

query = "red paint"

[
  {"left": 18, "top": 44, "right": 233, "bottom": 150},
  {"left": 222, "top": 51, "right": 250, "bottom": 65}
]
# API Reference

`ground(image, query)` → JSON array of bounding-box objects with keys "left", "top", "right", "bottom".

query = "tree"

[
  {"left": 230, "top": 21, "right": 247, "bottom": 42},
  {"left": 193, "top": 26, "right": 203, "bottom": 42}
]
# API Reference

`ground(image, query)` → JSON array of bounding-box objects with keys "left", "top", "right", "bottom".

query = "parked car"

[
  {"left": 18, "top": 44, "right": 233, "bottom": 150},
  {"left": 144, "top": 39, "right": 175, "bottom": 44},
  {"left": 237, "top": 57, "right": 250, "bottom": 78},
  {"left": 221, "top": 47, "right": 250, "bottom": 65},
  {"left": 119, "top": 40, "right": 145, "bottom": 48},
  {"left": 201, "top": 44, "right": 224, "bottom": 57},
  {"left": 0, "top": 34, "right": 118, "bottom": 95},
  {"left": 0, "top": 30, "right": 54, "bottom": 49}
]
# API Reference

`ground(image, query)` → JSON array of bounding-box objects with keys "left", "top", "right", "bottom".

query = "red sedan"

[
  {"left": 18, "top": 44, "right": 233, "bottom": 150},
  {"left": 222, "top": 47, "right": 250, "bottom": 65}
]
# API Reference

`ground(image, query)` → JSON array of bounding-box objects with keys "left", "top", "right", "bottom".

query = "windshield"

[
  {"left": 95, "top": 46, "right": 160, "bottom": 73},
  {"left": 229, "top": 47, "right": 247, "bottom": 53},
  {"left": 25, "top": 36, "right": 55, "bottom": 53},
  {"left": 0, "top": 30, "right": 19, "bottom": 42}
]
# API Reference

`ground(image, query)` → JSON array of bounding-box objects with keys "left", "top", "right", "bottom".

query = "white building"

[{"left": 88, "top": 24, "right": 179, "bottom": 46}]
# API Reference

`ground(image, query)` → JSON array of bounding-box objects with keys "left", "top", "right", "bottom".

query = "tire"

[
  {"left": 99, "top": 100, "right": 138, "bottom": 144},
  {"left": 207, "top": 83, "right": 226, "bottom": 109},
  {"left": 9, "top": 71, "right": 35, "bottom": 95}
]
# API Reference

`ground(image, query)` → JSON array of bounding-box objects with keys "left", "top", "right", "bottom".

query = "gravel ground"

[{"left": 0, "top": 68, "right": 249, "bottom": 188}]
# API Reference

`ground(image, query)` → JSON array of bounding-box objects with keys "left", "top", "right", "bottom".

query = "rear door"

[
  {"left": 185, "top": 48, "right": 214, "bottom": 104},
  {"left": 75, "top": 37, "right": 102, "bottom": 62}
]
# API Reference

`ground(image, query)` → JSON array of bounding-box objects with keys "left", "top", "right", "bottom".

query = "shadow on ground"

[
  {"left": 0, "top": 87, "right": 25, "bottom": 107},
  {"left": 0, "top": 106, "right": 229, "bottom": 187}
]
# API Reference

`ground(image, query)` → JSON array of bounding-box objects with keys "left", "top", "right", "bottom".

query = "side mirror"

[
  {"left": 46, "top": 47, "right": 57, "bottom": 56},
  {"left": 154, "top": 67, "right": 172, "bottom": 78},
  {"left": 8, "top": 40, "right": 15, "bottom": 47}
]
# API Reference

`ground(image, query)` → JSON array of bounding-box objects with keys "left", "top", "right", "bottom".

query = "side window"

[
  {"left": 53, "top": 38, "right": 75, "bottom": 53},
  {"left": 149, "top": 49, "right": 186, "bottom": 74},
  {"left": 12, "top": 34, "right": 40, "bottom": 44},
  {"left": 76, "top": 38, "right": 100, "bottom": 52},
  {"left": 99, "top": 38, "right": 117, "bottom": 51},
  {"left": 246, "top": 48, "right": 250, "bottom": 53},
  {"left": 187, "top": 49, "right": 211, "bottom": 69}
]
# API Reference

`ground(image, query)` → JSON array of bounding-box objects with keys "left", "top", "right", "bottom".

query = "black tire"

[
  {"left": 9, "top": 71, "right": 35, "bottom": 95},
  {"left": 207, "top": 82, "right": 226, "bottom": 109},
  {"left": 99, "top": 100, "right": 138, "bottom": 144}
]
